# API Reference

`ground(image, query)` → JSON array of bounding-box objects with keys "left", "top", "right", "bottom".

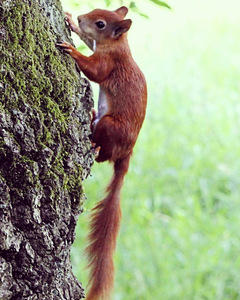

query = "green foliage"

[
  {"left": 101, "top": 0, "right": 171, "bottom": 10},
  {"left": 129, "top": 0, "right": 171, "bottom": 18},
  {"left": 61, "top": 0, "right": 170, "bottom": 18},
  {"left": 148, "top": 0, "right": 171, "bottom": 9},
  {"left": 129, "top": 2, "right": 149, "bottom": 19},
  {"left": 62, "top": 0, "right": 240, "bottom": 299}
]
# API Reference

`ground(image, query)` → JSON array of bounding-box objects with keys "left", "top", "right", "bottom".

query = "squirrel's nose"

[{"left": 77, "top": 16, "right": 82, "bottom": 23}]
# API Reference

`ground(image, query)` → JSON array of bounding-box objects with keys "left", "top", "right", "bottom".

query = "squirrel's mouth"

[{"left": 79, "top": 23, "right": 95, "bottom": 40}]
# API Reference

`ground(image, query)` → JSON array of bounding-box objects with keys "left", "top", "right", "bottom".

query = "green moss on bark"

[{"left": 0, "top": 0, "right": 94, "bottom": 298}]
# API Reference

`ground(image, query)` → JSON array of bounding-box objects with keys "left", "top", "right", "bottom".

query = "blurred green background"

[{"left": 61, "top": 0, "right": 240, "bottom": 299}]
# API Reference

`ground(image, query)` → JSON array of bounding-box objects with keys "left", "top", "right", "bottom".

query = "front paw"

[
  {"left": 65, "top": 12, "right": 81, "bottom": 34},
  {"left": 56, "top": 41, "right": 75, "bottom": 54}
]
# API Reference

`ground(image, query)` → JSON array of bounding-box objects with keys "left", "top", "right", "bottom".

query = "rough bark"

[{"left": 0, "top": 0, "right": 94, "bottom": 299}]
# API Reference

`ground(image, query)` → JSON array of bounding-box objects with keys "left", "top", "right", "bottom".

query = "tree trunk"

[{"left": 0, "top": 0, "right": 94, "bottom": 299}]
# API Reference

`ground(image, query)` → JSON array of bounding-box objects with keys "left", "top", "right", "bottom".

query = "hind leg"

[
  {"left": 89, "top": 109, "right": 101, "bottom": 158},
  {"left": 92, "top": 115, "right": 132, "bottom": 163},
  {"left": 91, "top": 116, "right": 116, "bottom": 163}
]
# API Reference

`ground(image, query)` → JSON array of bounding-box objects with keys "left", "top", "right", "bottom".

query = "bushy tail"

[{"left": 86, "top": 155, "right": 131, "bottom": 300}]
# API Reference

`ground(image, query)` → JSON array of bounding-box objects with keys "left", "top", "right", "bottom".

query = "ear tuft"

[{"left": 115, "top": 6, "right": 129, "bottom": 18}]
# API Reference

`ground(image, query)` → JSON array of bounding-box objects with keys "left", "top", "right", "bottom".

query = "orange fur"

[
  {"left": 86, "top": 156, "right": 130, "bottom": 300},
  {"left": 57, "top": 6, "right": 147, "bottom": 299}
]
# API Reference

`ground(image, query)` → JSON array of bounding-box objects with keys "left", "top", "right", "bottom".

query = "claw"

[
  {"left": 90, "top": 109, "right": 97, "bottom": 132},
  {"left": 56, "top": 41, "right": 70, "bottom": 47},
  {"left": 90, "top": 143, "right": 101, "bottom": 160},
  {"left": 65, "top": 12, "right": 72, "bottom": 18},
  {"left": 94, "top": 146, "right": 101, "bottom": 159},
  {"left": 64, "top": 12, "right": 80, "bottom": 34},
  {"left": 56, "top": 41, "right": 74, "bottom": 54}
]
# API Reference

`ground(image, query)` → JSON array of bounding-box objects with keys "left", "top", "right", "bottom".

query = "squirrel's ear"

[
  {"left": 115, "top": 6, "right": 128, "bottom": 18},
  {"left": 113, "top": 19, "right": 132, "bottom": 39}
]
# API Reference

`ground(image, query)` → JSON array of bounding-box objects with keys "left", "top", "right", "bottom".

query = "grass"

[{"left": 62, "top": 0, "right": 240, "bottom": 298}]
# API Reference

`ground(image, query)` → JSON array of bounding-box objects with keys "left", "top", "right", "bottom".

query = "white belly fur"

[{"left": 94, "top": 87, "right": 108, "bottom": 126}]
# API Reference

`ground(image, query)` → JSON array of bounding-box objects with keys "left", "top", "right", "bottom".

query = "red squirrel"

[{"left": 57, "top": 6, "right": 147, "bottom": 300}]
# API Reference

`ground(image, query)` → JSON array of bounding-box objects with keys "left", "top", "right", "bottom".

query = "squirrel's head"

[{"left": 77, "top": 6, "right": 132, "bottom": 42}]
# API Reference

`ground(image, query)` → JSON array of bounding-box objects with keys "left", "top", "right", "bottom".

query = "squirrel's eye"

[{"left": 95, "top": 21, "right": 106, "bottom": 29}]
